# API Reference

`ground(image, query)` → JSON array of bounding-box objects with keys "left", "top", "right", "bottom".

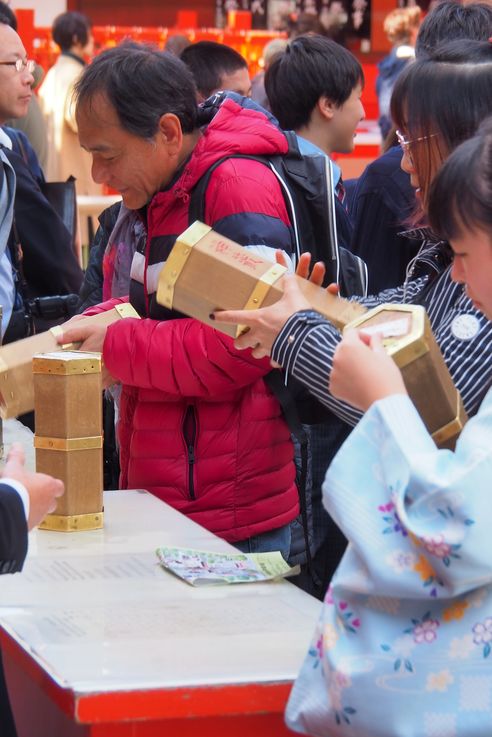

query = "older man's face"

[
  {"left": 77, "top": 93, "right": 178, "bottom": 209},
  {"left": 0, "top": 24, "right": 33, "bottom": 124}
]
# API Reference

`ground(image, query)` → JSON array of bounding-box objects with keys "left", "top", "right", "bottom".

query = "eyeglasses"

[
  {"left": 396, "top": 129, "right": 439, "bottom": 164},
  {"left": 0, "top": 59, "right": 35, "bottom": 74}
]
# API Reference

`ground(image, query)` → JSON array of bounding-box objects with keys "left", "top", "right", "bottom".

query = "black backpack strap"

[
  {"left": 188, "top": 154, "right": 269, "bottom": 226},
  {"left": 188, "top": 157, "right": 223, "bottom": 225},
  {"left": 338, "top": 247, "right": 369, "bottom": 298},
  {"left": 264, "top": 370, "right": 307, "bottom": 444},
  {"left": 264, "top": 370, "right": 319, "bottom": 585}
]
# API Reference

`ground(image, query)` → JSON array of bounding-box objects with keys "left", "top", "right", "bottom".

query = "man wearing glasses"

[
  {"left": 0, "top": 55, "right": 35, "bottom": 119},
  {"left": 0, "top": 58, "right": 35, "bottom": 72},
  {"left": 0, "top": 18, "right": 34, "bottom": 338}
]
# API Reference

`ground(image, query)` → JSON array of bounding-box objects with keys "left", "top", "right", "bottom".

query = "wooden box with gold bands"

[
  {"left": 0, "top": 303, "right": 140, "bottom": 419},
  {"left": 157, "top": 222, "right": 466, "bottom": 448},
  {"left": 33, "top": 351, "right": 103, "bottom": 532}
]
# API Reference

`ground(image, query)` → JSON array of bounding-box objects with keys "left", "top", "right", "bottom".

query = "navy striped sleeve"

[
  {"left": 272, "top": 310, "right": 362, "bottom": 426},
  {"left": 272, "top": 266, "right": 492, "bottom": 427}
]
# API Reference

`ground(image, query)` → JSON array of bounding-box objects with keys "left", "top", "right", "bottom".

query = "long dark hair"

[
  {"left": 428, "top": 116, "right": 492, "bottom": 241},
  {"left": 391, "top": 39, "right": 492, "bottom": 213}
]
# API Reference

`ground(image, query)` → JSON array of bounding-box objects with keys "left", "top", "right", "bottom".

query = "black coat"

[
  {"left": 4, "top": 146, "right": 83, "bottom": 300},
  {"left": 0, "top": 483, "right": 27, "bottom": 572},
  {"left": 76, "top": 201, "right": 121, "bottom": 313},
  {"left": 0, "top": 484, "right": 28, "bottom": 737},
  {"left": 349, "top": 146, "right": 422, "bottom": 293}
]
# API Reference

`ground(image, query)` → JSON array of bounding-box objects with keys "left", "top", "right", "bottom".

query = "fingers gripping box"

[
  {"left": 344, "top": 305, "right": 467, "bottom": 448},
  {"left": 157, "top": 222, "right": 466, "bottom": 448},
  {"left": 157, "top": 221, "right": 365, "bottom": 335},
  {"left": 0, "top": 303, "right": 139, "bottom": 419}
]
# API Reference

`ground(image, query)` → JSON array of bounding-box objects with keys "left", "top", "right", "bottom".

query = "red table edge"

[{"left": 1, "top": 627, "right": 294, "bottom": 724}]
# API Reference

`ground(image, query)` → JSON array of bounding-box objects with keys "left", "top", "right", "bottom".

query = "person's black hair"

[
  {"left": 428, "top": 116, "right": 492, "bottom": 241},
  {"left": 416, "top": 1, "right": 492, "bottom": 59},
  {"left": 391, "top": 39, "right": 492, "bottom": 211},
  {"left": 0, "top": 2, "right": 16, "bottom": 30},
  {"left": 52, "top": 11, "right": 91, "bottom": 52},
  {"left": 264, "top": 35, "right": 363, "bottom": 131},
  {"left": 73, "top": 41, "right": 198, "bottom": 137},
  {"left": 392, "top": 39, "right": 492, "bottom": 144},
  {"left": 180, "top": 41, "right": 247, "bottom": 99}
]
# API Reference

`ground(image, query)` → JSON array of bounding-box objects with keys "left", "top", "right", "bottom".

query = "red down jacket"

[{"left": 87, "top": 97, "right": 300, "bottom": 542}]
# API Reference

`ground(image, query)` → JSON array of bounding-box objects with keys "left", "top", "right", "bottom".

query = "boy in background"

[
  {"left": 181, "top": 41, "right": 251, "bottom": 101},
  {"left": 265, "top": 35, "right": 365, "bottom": 594}
]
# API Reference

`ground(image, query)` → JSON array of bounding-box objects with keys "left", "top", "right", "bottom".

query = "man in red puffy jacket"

[{"left": 61, "top": 42, "right": 299, "bottom": 559}]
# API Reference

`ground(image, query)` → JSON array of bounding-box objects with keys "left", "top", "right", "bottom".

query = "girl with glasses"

[
  {"left": 213, "top": 39, "right": 492, "bottom": 599},
  {"left": 215, "top": 38, "right": 492, "bottom": 420}
]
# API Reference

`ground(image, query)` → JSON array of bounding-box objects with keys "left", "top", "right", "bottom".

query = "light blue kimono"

[{"left": 286, "top": 387, "right": 492, "bottom": 737}]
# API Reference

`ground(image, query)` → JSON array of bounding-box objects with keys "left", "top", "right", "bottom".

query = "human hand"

[
  {"left": 56, "top": 322, "right": 107, "bottom": 354},
  {"left": 213, "top": 274, "right": 311, "bottom": 359},
  {"left": 275, "top": 250, "right": 327, "bottom": 286},
  {"left": 59, "top": 313, "right": 87, "bottom": 329},
  {"left": 329, "top": 329, "right": 407, "bottom": 411},
  {"left": 2, "top": 444, "right": 64, "bottom": 530},
  {"left": 56, "top": 321, "right": 116, "bottom": 387}
]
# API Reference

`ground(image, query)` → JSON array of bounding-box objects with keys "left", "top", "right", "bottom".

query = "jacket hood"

[{"left": 172, "top": 96, "right": 289, "bottom": 195}]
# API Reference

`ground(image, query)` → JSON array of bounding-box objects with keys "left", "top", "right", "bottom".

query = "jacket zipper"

[{"left": 182, "top": 405, "right": 197, "bottom": 500}]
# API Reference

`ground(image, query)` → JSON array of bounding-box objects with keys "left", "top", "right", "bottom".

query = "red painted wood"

[
  {"left": 0, "top": 628, "right": 77, "bottom": 718},
  {"left": 361, "top": 61, "right": 380, "bottom": 121},
  {"left": 371, "top": 0, "right": 397, "bottom": 52},
  {"left": 2, "top": 626, "right": 293, "bottom": 728},
  {"left": 67, "top": 0, "right": 215, "bottom": 29},
  {"left": 76, "top": 681, "right": 292, "bottom": 723},
  {"left": 334, "top": 144, "right": 380, "bottom": 163},
  {"left": 14, "top": 9, "right": 35, "bottom": 57},
  {"left": 89, "top": 713, "right": 294, "bottom": 737}
]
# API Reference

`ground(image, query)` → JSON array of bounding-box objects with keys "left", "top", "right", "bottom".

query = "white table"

[
  {"left": 76, "top": 195, "right": 122, "bottom": 221},
  {"left": 0, "top": 489, "right": 320, "bottom": 737},
  {"left": 76, "top": 194, "right": 122, "bottom": 263}
]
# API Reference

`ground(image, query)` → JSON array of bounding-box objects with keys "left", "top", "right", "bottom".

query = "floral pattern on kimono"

[{"left": 286, "top": 387, "right": 492, "bottom": 737}]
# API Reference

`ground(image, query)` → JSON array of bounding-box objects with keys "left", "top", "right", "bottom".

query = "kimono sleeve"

[{"left": 323, "top": 391, "right": 492, "bottom": 599}]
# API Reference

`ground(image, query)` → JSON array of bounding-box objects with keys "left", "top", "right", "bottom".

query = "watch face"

[{"left": 451, "top": 314, "right": 480, "bottom": 341}]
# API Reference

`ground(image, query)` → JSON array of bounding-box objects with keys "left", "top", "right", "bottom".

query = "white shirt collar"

[{"left": 0, "top": 128, "right": 12, "bottom": 149}]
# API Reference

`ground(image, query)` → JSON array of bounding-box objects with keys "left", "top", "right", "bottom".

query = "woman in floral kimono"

[{"left": 283, "top": 119, "right": 492, "bottom": 737}]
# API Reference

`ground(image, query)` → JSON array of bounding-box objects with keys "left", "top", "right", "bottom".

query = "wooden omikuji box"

[
  {"left": 157, "top": 221, "right": 366, "bottom": 335},
  {"left": 33, "top": 351, "right": 103, "bottom": 532},
  {"left": 0, "top": 303, "right": 139, "bottom": 418},
  {"left": 345, "top": 305, "right": 467, "bottom": 447},
  {"left": 157, "top": 222, "right": 466, "bottom": 448}
]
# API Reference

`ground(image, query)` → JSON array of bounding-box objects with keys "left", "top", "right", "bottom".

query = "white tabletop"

[{"left": 0, "top": 490, "right": 320, "bottom": 696}]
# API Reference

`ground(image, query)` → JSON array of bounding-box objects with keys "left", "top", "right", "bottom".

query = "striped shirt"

[{"left": 272, "top": 240, "right": 492, "bottom": 426}]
